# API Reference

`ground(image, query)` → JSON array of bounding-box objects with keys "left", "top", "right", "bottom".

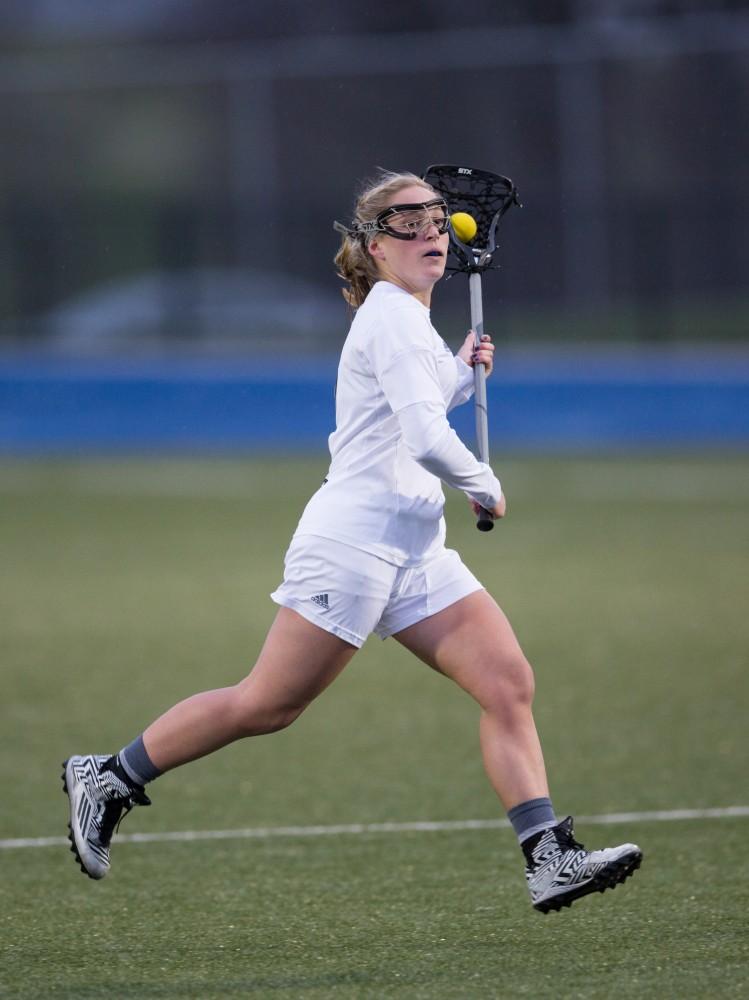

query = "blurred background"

[{"left": 1, "top": 0, "right": 748, "bottom": 451}]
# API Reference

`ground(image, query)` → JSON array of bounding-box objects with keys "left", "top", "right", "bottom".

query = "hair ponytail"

[{"left": 334, "top": 234, "right": 377, "bottom": 309}]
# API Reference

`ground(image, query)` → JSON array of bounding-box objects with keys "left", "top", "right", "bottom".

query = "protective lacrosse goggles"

[{"left": 334, "top": 198, "right": 450, "bottom": 242}]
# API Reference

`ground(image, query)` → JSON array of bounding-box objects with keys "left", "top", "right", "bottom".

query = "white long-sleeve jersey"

[{"left": 293, "top": 280, "right": 502, "bottom": 567}]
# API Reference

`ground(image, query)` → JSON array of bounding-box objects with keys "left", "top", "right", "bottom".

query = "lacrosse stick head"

[{"left": 422, "top": 165, "right": 520, "bottom": 273}]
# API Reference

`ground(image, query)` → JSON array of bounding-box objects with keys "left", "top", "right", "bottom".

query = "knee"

[
  {"left": 480, "top": 650, "right": 536, "bottom": 717},
  {"left": 249, "top": 704, "right": 304, "bottom": 736},
  {"left": 230, "top": 686, "right": 307, "bottom": 738}
]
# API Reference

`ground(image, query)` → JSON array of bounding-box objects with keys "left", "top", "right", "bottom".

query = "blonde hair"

[{"left": 334, "top": 169, "right": 436, "bottom": 308}]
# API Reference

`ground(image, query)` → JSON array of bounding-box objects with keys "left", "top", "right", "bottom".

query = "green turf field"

[{"left": 1, "top": 455, "right": 748, "bottom": 999}]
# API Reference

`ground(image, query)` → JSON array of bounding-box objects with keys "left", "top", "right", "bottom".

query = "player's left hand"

[
  {"left": 458, "top": 330, "right": 494, "bottom": 377},
  {"left": 469, "top": 494, "right": 506, "bottom": 519}
]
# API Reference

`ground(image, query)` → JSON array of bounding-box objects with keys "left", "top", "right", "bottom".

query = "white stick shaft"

[{"left": 469, "top": 272, "right": 489, "bottom": 464}]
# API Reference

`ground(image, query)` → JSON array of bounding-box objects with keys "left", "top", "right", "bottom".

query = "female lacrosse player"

[{"left": 63, "top": 170, "right": 641, "bottom": 912}]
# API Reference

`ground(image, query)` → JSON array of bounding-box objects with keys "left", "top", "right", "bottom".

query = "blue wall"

[{"left": 1, "top": 352, "right": 748, "bottom": 454}]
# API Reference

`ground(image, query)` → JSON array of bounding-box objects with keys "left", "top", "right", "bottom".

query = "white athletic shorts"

[{"left": 270, "top": 534, "right": 483, "bottom": 648}]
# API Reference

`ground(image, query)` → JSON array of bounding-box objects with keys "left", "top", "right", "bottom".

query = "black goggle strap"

[{"left": 332, "top": 218, "right": 386, "bottom": 241}]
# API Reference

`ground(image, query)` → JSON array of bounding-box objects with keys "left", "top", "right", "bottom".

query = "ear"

[{"left": 367, "top": 237, "right": 387, "bottom": 261}]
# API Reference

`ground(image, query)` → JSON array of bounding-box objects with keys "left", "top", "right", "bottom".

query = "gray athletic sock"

[
  {"left": 118, "top": 734, "right": 163, "bottom": 787},
  {"left": 507, "top": 797, "right": 557, "bottom": 844}
]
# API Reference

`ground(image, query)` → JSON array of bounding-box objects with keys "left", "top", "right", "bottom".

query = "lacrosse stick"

[{"left": 422, "top": 165, "right": 520, "bottom": 531}]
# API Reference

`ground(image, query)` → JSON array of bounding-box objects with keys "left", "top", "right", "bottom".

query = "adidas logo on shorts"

[{"left": 310, "top": 593, "right": 330, "bottom": 611}]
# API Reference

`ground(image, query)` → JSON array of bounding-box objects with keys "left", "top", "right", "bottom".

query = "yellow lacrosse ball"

[{"left": 451, "top": 212, "right": 478, "bottom": 243}]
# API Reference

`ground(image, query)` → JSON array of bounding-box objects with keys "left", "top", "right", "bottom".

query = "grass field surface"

[{"left": 1, "top": 455, "right": 748, "bottom": 998}]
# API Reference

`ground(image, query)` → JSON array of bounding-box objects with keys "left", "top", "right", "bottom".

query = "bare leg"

[
  {"left": 394, "top": 589, "right": 549, "bottom": 811},
  {"left": 142, "top": 608, "right": 357, "bottom": 772}
]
